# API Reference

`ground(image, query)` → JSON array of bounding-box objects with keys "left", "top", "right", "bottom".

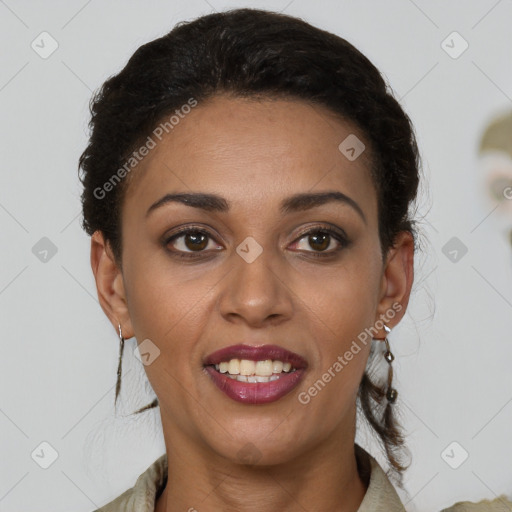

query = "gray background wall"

[{"left": 1, "top": 1, "right": 511, "bottom": 510}]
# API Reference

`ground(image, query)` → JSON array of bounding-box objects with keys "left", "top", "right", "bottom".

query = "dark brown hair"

[{"left": 78, "top": 7, "right": 420, "bottom": 488}]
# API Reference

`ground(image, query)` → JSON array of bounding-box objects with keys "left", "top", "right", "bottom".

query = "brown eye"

[
  {"left": 293, "top": 228, "right": 346, "bottom": 255},
  {"left": 182, "top": 231, "right": 209, "bottom": 251},
  {"left": 292, "top": 224, "right": 352, "bottom": 258},
  {"left": 306, "top": 232, "right": 331, "bottom": 252},
  {"left": 165, "top": 228, "right": 221, "bottom": 257}
]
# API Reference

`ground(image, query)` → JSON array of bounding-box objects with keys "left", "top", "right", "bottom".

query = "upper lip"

[{"left": 204, "top": 344, "right": 308, "bottom": 369}]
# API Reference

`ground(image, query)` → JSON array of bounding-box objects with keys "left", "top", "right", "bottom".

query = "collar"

[{"left": 94, "top": 443, "right": 406, "bottom": 511}]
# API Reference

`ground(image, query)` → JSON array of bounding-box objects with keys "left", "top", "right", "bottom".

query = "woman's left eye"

[{"left": 292, "top": 228, "right": 348, "bottom": 256}]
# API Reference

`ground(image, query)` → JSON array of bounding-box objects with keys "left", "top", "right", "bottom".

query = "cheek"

[
  {"left": 301, "top": 253, "right": 381, "bottom": 341},
  {"left": 123, "top": 267, "right": 212, "bottom": 421},
  {"left": 122, "top": 259, "right": 213, "bottom": 376},
  {"left": 296, "top": 250, "right": 381, "bottom": 396}
]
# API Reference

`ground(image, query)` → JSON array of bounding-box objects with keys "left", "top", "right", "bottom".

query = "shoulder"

[
  {"left": 355, "top": 445, "right": 512, "bottom": 512},
  {"left": 92, "top": 453, "right": 168, "bottom": 512},
  {"left": 440, "top": 495, "right": 512, "bottom": 511},
  {"left": 355, "top": 444, "right": 407, "bottom": 511}
]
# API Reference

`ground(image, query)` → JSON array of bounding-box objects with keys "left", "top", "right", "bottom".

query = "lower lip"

[{"left": 204, "top": 366, "right": 306, "bottom": 404}]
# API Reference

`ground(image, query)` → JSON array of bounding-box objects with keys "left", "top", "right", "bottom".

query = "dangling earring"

[
  {"left": 375, "top": 324, "right": 398, "bottom": 404},
  {"left": 114, "top": 325, "right": 160, "bottom": 415},
  {"left": 115, "top": 323, "right": 125, "bottom": 410}
]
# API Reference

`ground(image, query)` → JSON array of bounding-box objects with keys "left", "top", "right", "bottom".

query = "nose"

[{"left": 217, "top": 240, "right": 294, "bottom": 328}]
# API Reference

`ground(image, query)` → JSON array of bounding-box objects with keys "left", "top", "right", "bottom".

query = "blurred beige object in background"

[{"left": 479, "top": 110, "right": 512, "bottom": 245}]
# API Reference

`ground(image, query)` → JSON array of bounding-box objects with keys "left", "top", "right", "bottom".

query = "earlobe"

[
  {"left": 376, "top": 231, "right": 415, "bottom": 328},
  {"left": 90, "top": 231, "right": 134, "bottom": 338}
]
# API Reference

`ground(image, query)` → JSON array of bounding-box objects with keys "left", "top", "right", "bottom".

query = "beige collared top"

[{"left": 93, "top": 444, "right": 511, "bottom": 511}]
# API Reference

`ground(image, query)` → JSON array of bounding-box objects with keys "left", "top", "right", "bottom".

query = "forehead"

[{"left": 122, "top": 94, "right": 376, "bottom": 219}]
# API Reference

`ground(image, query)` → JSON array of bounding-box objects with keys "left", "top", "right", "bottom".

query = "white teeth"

[
  {"left": 245, "top": 375, "right": 280, "bottom": 383},
  {"left": 272, "top": 360, "right": 283, "bottom": 373},
  {"left": 211, "top": 358, "right": 297, "bottom": 379},
  {"left": 255, "top": 360, "right": 273, "bottom": 376},
  {"left": 240, "top": 359, "right": 255, "bottom": 376},
  {"left": 228, "top": 359, "right": 240, "bottom": 375}
]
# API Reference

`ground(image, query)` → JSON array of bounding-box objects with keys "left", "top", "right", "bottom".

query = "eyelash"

[{"left": 163, "top": 224, "right": 350, "bottom": 260}]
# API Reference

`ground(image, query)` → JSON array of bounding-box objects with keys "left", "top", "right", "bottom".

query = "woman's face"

[{"left": 93, "top": 94, "right": 412, "bottom": 465}]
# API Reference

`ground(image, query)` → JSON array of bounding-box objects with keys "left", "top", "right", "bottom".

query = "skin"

[{"left": 91, "top": 94, "right": 414, "bottom": 512}]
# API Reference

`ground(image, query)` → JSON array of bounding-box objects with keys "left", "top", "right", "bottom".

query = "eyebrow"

[{"left": 146, "top": 191, "right": 366, "bottom": 223}]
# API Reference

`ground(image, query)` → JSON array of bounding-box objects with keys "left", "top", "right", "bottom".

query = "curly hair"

[{"left": 78, "top": 7, "right": 420, "bottom": 489}]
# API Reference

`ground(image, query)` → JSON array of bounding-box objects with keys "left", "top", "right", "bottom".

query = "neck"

[{"left": 155, "top": 418, "right": 369, "bottom": 512}]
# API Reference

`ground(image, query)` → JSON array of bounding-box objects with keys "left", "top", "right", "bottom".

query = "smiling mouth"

[
  {"left": 207, "top": 358, "right": 297, "bottom": 383},
  {"left": 203, "top": 343, "right": 307, "bottom": 404}
]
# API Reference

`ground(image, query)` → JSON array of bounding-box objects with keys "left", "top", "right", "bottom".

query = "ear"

[
  {"left": 90, "top": 230, "right": 134, "bottom": 339},
  {"left": 375, "top": 231, "right": 414, "bottom": 331}
]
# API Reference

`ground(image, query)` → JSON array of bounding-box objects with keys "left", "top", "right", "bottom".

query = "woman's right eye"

[{"left": 164, "top": 228, "right": 223, "bottom": 258}]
